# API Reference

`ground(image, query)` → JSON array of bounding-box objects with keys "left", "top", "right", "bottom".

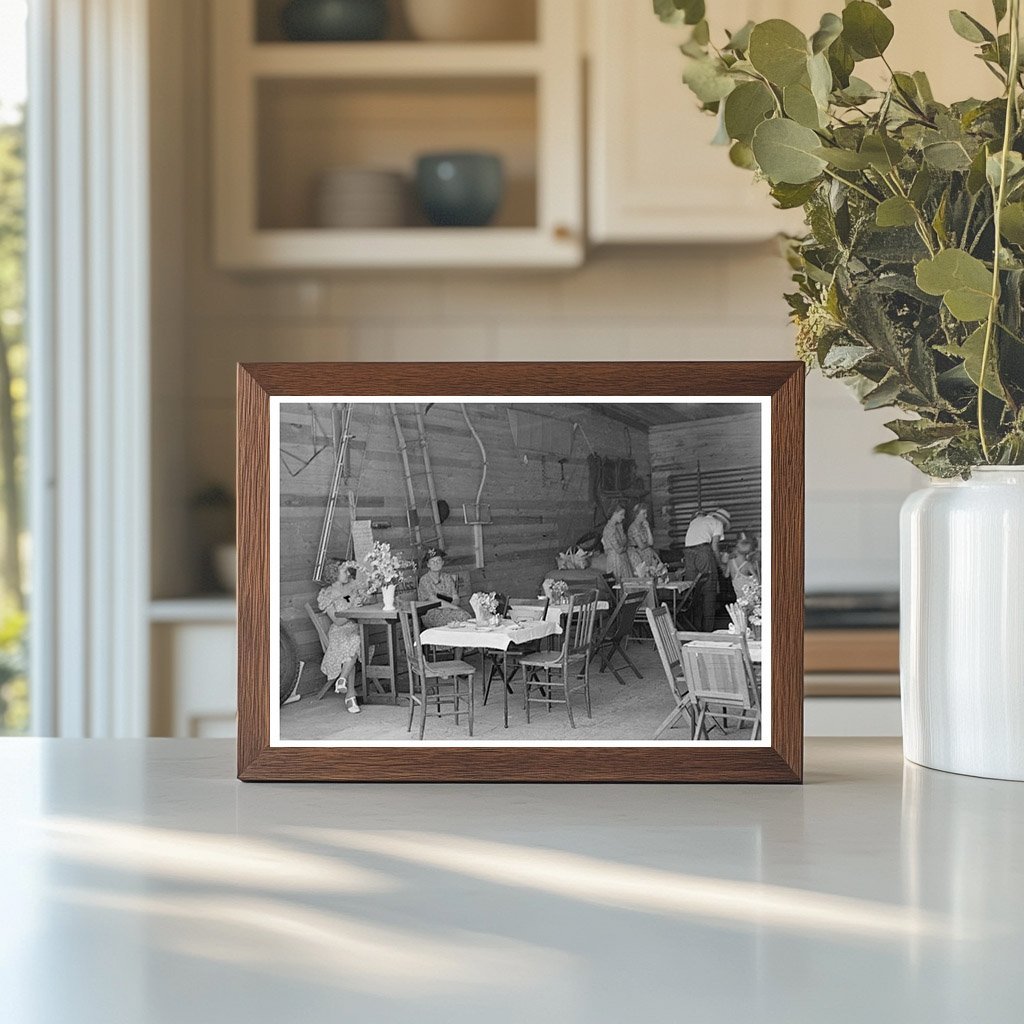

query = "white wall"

[{"left": 156, "top": 0, "right": 921, "bottom": 599}]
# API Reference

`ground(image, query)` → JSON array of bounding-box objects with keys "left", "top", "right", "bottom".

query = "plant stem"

[
  {"left": 822, "top": 167, "right": 881, "bottom": 205},
  {"left": 978, "top": 0, "right": 1021, "bottom": 462}
]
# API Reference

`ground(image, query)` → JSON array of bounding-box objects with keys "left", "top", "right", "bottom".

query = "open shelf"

[
  {"left": 249, "top": 42, "right": 544, "bottom": 77},
  {"left": 213, "top": 0, "right": 582, "bottom": 268},
  {"left": 254, "top": 0, "right": 538, "bottom": 45}
]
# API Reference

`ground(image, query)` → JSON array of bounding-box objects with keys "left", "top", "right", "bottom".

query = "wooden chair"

[
  {"left": 645, "top": 604, "right": 696, "bottom": 739},
  {"left": 674, "top": 571, "right": 707, "bottom": 631},
  {"left": 590, "top": 589, "right": 646, "bottom": 684},
  {"left": 397, "top": 601, "right": 476, "bottom": 740},
  {"left": 482, "top": 598, "right": 550, "bottom": 706},
  {"left": 519, "top": 591, "right": 599, "bottom": 729},
  {"left": 620, "top": 577, "right": 657, "bottom": 645},
  {"left": 679, "top": 638, "right": 761, "bottom": 740},
  {"left": 305, "top": 602, "right": 353, "bottom": 701}
]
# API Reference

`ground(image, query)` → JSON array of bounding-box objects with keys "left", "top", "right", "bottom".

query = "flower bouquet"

[
  {"left": 362, "top": 541, "right": 412, "bottom": 611},
  {"left": 542, "top": 578, "right": 571, "bottom": 604},
  {"left": 470, "top": 591, "right": 501, "bottom": 626}
]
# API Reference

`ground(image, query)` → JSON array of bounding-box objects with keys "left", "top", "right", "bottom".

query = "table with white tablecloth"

[{"left": 420, "top": 618, "right": 562, "bottom": 728}]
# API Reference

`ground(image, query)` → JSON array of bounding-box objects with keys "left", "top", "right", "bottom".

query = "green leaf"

[
  {"left": 862, "top": 374, "right": 903, "bottom": 409},
  {"left": 810, "top": 12, "right": 843, "bottom": 54},
  {"left": 729, "top": 140, "right": 757, "bottom": 169},
  {"left": 948, "top": 10, "right": 994, "bottom": 44},
  {"left": 986, "top": 150, "right": 1024, "bottom": 191},
  {"left": 723, "top": 81, "right": 775, "bottom": 144},
  {"left": 884, "top": 418, "right": 963, "bottom": 443},
  {"left": 874, "top": 439, "right": 922, "bottom": 455},
  {"left": 939, "top": 325, "right": 1005, "bottom": 398},
  {"left": 827, "top": 36, "right": 856, "bottom": 89},
  {"left": 807, "top": 51, "right": 833, "bottom": 109},
  {"left": 909, "top": 164, "right": 933, "bottom": 205},
  {"left": 814, "top": 146, "right": 872, "bottom": 170},
  {"left": 751, "top": 118, "right": 828, "bottom": 184},
  {"left": 967, "top": 144, "right": 991, "bottom": 194},
  {"left": 653, "top": 0, "right": 705, "bottom": 26},
  {"left": 748, "top": 20, "right": 809, "bottom": 86},
  {"left": 993, "top": 0, "right": 1008, "bottom": 24},
  {"left": 1000, "top": 203, "right": 1024, "bottom": 244},
  {"left": 860, "top": 133, "right": 904, "bottom": 173},
  {"left": 842, "top": 1, "right": 895, "bottom": 59},
  {"left": 770, "top": 180, "right": 820, "bottom": 209},
  {"left": 724, "top": 20, "right": 755, "bottom": 53},
  {"left": 682, "top": 57, "right": 736, "bottom": 104},
  {"left": 913, "top": 71, "right": 935, "bottom": 104},
  {"left": 691, "top": 19, "right": 710, "bottom": 45},
  {"left": 784, "top": 80, "right": 824, "bottom": 129},
  {"left": 915, "top": 249, "right": 994, "bottom": 321},
  {"left": 876, "top": 196, "right": 918, "bottom": 228},
  {"left": 922, "top": 140, "right": 973, "bottom": 171}
]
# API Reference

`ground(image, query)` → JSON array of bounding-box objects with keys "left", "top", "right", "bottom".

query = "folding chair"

[
  {"left": 674, "top": 572, "right": 707, "bottom": 631},
  {"left": 645, "top": 604, "right": 696, "bottom": 739},
  {"left": 620, "top": 577, "right": 657, "bottom": 645},
  {"left": 590, "top": 589, "right": 646, "bottom": 684},
  {"left": 679, "top": 639, "right": 761, "bottom": 740},
  {"left": 520, "top": 591, "right": 599, "bottom": 729},
  {"left": 397, "top": 600, "right": 476, "bottom": 740}
]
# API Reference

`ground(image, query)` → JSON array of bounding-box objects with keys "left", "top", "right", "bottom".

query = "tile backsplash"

[{"left": 179, "top": 247, "right": 916, "bottom": 594}]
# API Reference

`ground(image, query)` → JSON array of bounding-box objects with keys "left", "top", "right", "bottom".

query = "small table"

[
  {"left": 421, "top": 618, "right": 562, "bottom": 728},
  {"left": 341, "top": 601, "right": 438, "bottom": 705}
]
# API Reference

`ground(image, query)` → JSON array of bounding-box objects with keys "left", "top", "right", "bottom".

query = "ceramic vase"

[
  {"left": 381, "top": 583, "right": 397, "bottom": 612},
  {"left": 900, "top": 467, "right": 1024, "bottom": 781}
]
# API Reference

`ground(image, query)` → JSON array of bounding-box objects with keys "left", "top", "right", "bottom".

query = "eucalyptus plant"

[{"left": 657, "top": 0, "right": 1024, "bottom": 475}]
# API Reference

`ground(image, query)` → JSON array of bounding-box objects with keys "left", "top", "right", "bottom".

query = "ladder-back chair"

[
  {"left": 519, "top": 591, "right": 599, "bottom": 729},
  {"left": 397, "top": 600, "right": 476, "bottom": 740}
]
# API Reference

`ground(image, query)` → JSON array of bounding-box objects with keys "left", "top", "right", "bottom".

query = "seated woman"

[
  {"left": 316, "top": 558, "right": 365, "bottom": 714},
  {"left": 626, "top": 503, "right": 668, "bottom": 579},
  {"left": 417, "top": 548, "right": 471, "bottom": 629},
  {"left": 726, "top": 535, "right": 759, "bottom": 587}
]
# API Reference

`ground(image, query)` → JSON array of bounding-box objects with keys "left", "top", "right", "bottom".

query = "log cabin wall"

[
  {"left": 279, "top": 401, "right": 651, "bottom": 666},
  {"left": 648, "top": 409, "right": 763, "bottom": 555}
]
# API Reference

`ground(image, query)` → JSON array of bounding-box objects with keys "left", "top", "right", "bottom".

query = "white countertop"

[{"left": 1, "top": 738, "right": 1019, "bottom": 1023}]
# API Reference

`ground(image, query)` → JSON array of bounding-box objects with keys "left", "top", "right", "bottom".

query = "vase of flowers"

[
  {"left": 543, "top": 578, "right": 571, "bottom": 604},
  {"left": 664, "top": 0, "right": 1024, "bottom": 778},
  {"left": 470, "top": 591, "right": 500, "bottom": 625},
  {"left": 735, "top": 579, "right": 763, "bottom": 641},
  {"left": 362, "top": 542, "right": 409, "bottom": 611}
]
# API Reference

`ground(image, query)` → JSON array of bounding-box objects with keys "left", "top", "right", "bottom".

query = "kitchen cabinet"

[
  {"left": 211, "top": 0, "right": 583, "bottom": 269},
  {"left": 587, "top": 0, "right": 998, "bottom": 244}
]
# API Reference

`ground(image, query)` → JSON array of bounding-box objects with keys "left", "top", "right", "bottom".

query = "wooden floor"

[{"left": 280, "top": 640, "right": 758, "bottom": 743}]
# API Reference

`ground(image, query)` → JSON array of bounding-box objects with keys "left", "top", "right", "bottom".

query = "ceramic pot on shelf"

[
  {"left": 281, "top": 0, "right": 388, "bottom": 42},
  {"left": 415, "top": 152, "right": 504, "bottom": 227},
  {"left": 381, "top": 583, "right": 397, "bottom": 612},
  {"left": 403, "top": 0, "right": 534, "bottom": 42},
  {"left": 900, "top": 467, "right": 1024, "bottom": 781}
]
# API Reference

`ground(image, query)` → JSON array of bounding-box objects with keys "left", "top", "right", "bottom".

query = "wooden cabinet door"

[{"left": 587, "top": 0, "right": 997, "bottom": 244}]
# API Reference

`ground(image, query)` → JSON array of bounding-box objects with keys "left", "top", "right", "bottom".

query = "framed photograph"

[{"left": 237, "top": 362, "right": 804, "bottom": 782}]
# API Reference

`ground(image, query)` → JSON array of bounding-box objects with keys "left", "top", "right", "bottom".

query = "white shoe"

[
  {"left": 334, "top": 676, "right": 347, "bottom": 695},
  {"left": 345, "top": 694, "right": 360, "bottom": 714}
]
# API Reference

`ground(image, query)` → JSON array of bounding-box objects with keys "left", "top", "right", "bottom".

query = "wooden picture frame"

[{"left": 238, "top": 362, "right": 804, "bottom": 782}]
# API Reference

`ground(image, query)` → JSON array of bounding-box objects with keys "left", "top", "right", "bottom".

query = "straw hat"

[{"left": 709, "top": 508, "right": 731, "bottom": 526}]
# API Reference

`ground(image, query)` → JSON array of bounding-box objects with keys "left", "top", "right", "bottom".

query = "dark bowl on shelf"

[
  {"left": 415, "top": 152, "right": 505, "bottom": 228},
  {"left": 280, "top": 0, "right": 388, "bottom": 42}
]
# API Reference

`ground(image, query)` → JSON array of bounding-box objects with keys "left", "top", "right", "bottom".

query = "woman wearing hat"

[
  {"left": 683, "top": 507, "right": 730, "bottom": 631},
  {"left": 417, "top": 548, "right": 471, "bottom": 629}
]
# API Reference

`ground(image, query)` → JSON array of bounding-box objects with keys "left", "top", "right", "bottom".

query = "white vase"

[
  {"left": 381, "top": 583, "right": 397, "bottom": 612},
  {"left": 900, "top": 467, "right": 1024, "bottom": 781}
]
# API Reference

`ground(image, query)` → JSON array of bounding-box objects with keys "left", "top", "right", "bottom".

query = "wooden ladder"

[
  {"left": 313, "top": 403, "right": 355, "bottom": 582},
  {"left": 390, "top": 403, "right": 446, "bottom": 567}
]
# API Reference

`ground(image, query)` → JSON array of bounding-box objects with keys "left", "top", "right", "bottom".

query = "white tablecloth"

[{"left": 420, "top": 618, "right": 561, "bottom": 653}]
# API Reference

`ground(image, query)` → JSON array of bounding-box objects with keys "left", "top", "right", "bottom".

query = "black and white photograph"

[{"left": 271, "top": 397, "right": 770, "bottom": 745}]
